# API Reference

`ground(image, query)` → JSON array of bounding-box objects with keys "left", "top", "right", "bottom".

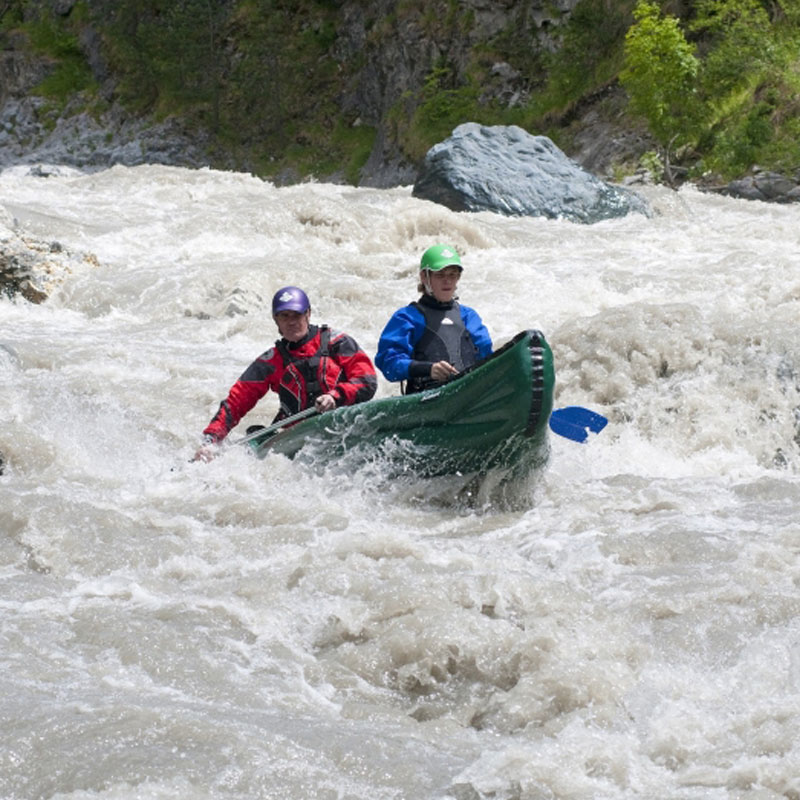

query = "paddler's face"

[
  {"left": 424, "top": 266, "right": 462, "bottom": 302},
  {"left": 274, "top": 309, "right": 310, "bottom": 342}
]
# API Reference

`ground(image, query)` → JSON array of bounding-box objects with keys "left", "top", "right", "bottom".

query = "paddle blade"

[{"left": 549, "top": 406, "right": 608, "bottom": 443}]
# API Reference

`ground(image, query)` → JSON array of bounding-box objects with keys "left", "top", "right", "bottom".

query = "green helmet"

[{"left": 420, "top": 244, "right": 463, "bottom": 273}]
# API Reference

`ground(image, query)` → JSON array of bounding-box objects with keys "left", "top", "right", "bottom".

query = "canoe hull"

[{"left": 253, "top": 329, "right": 555, "bottom": 478}]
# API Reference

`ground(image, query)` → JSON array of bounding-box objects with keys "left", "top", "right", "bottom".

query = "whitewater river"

[{"left": 2, "top": 163, "right": 800, "bottom": 800}]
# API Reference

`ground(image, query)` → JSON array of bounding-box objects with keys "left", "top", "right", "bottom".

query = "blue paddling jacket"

[{"left": 376, "top": 294, "right": 493, "bottom": 393}]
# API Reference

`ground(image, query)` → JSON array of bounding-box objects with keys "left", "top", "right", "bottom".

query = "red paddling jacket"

[{"left": 203, "top": 324, "right": 377, "bottom": 442}]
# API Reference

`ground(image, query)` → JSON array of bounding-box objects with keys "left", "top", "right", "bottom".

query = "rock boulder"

[
  {"left": 412, "top": 123, "right": 650, "bottom": 223},
  {"left": 0, "top": 194, "right": 99, "bottom": 303},
  {"left": 722, "top": 168, "right": 800, "bottom": 203}
]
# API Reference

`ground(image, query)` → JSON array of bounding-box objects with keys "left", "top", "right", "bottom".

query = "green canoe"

[{"left": 251, "top": 329, "right": 555, "bottom": 478}]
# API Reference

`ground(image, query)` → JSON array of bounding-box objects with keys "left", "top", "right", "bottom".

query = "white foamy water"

[{"left": 2, "top": 163, "right": 800, "bottom": 799}]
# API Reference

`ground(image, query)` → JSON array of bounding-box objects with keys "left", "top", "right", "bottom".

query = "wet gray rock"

[
  {"left": 412, "top": 123, "right": 650, "bottom": 223},
  {"left": 0, "top": 96, "right": 214, "bottom": 171},
  {"left": 722, "top": 168, "right": 800, "bottom": 203},
  {"left": 0, "top": 203, "right": 99, "bottom": 303}
]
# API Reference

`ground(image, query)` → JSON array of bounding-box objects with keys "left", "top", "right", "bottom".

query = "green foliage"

[
  {"left": 396, "top": 62, "right": 484, "bottom": 161},
  {"left": 98, "top": 0, "right": 229, "bottom": 122},
  {"left": 222, "top": 0, "right": 341, "bottom": 154},
  {"left": 6, "top": 0, "right": 800, "bottom": 184},
  {"left": 777, "top": 0, "right": 800, "bottom": 25},
  {"left": 546, "top": 0, "right": 635, "bottom": 105},
  {"left": 17, "top": 12, "right": 96, "bottom": 102},
  {"left": 416, "top": 64, "right": 479, "bottom": 133},
  {"left": 0, "top": 1, "right": 25, "bottom": 29},
  {"left": 639, "top": 149, "right": 665, "bottom": 181},
  {"left": 697, "top": 77, "right": 800, "bottom": 177},
  {"left": 690, "top": 0, "right": 777, "bottom": 98},
  {"left": 620, "top": 1, "right": 703, "bottom": 149},
  {"left": 332, "top": 121, "right": 377, "bottom": 185},
  {"left": 615, "top": 0, "right": 800, "bottom": 179},
  {"left": 262, "top": 121, "right": 375, "bottom": 185},
  {"left": 678, "top": 0, "right": 800, "bottom": 178}
]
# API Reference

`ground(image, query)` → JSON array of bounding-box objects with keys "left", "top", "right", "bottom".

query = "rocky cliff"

[
  {"left": 0, "top": 0, "right": 651, "bottom": 185},
  {"left": 4, "top": 1, "right": 798, "bottom": 203}
]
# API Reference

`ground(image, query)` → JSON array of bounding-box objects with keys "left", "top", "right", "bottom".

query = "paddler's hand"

[
  {"left": 430, "top": 360, "right": 458, "bottom": 383},
  {"left": 192, "top": 436, "right": 220, "bottom": 462},
  {"left": 315, "top": 393, "right": 337, "bottom": 413}
]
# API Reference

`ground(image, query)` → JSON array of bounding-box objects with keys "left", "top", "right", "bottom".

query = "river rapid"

[{"left": 1, "top": 164, "right": 800, "bottom": 800}]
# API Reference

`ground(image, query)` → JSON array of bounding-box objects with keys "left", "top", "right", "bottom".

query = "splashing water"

[{"left": 2, "top": 163, "right": 800, "bottom": 799}]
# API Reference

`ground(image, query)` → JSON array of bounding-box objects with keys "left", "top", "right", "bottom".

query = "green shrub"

[
  {"left": 690, "top": 0, "right": 776, "bottom": 99},
  {"left": 639, "top": 149, "right": 664, "bottom": 181},
  {"left": 395, "top": 63, "right": 483, "bottom": 161},
  {"left": 620, "top": 1, "right": 703, "bottom": 150},
  {"left": 547, "top": 0, "right": 634, "bottom": 105},
  {"left": 21, "top": 16, "right": 96, "bottom": 103}
]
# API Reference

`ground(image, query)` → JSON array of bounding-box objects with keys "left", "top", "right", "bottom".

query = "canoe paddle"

[
  {"left": 232, "top": 406, "right": 320, "bottom": 447},
  {"left": 189, "top": 406, "right": 320, "bottom": 463},
  {"left": 549, "top": 406, "right": 608, "bottom": 443}
]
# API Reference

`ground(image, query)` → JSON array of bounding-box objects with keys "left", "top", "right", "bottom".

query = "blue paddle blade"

[{"left": 549, "top": 406, "right": 608, "bottom": 443}]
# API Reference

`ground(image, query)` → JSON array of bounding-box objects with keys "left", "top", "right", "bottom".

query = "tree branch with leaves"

[{"left": 620, "top": 1, "right": 704, "bottom": 185}]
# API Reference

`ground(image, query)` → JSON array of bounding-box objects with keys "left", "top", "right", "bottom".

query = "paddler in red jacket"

[{"left": 195, "top": 286, "right": 377, "bottom": 460}]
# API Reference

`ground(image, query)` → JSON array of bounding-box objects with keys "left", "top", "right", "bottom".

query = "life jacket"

[
  {"left": 274, "top": 325, "right": 337, "bottom": 419},
  {"left": 406, "top": 300, "right": 479, "bottom": 394}
]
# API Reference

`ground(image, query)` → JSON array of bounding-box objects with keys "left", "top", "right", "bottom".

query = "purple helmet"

[{"left": 272, "top": 286, "right": 310, "bottom": 315}]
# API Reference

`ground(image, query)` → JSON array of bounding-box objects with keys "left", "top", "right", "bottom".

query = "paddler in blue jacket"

[{"left": 376, "top": 244, "right": 492, "bottom": 393}]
